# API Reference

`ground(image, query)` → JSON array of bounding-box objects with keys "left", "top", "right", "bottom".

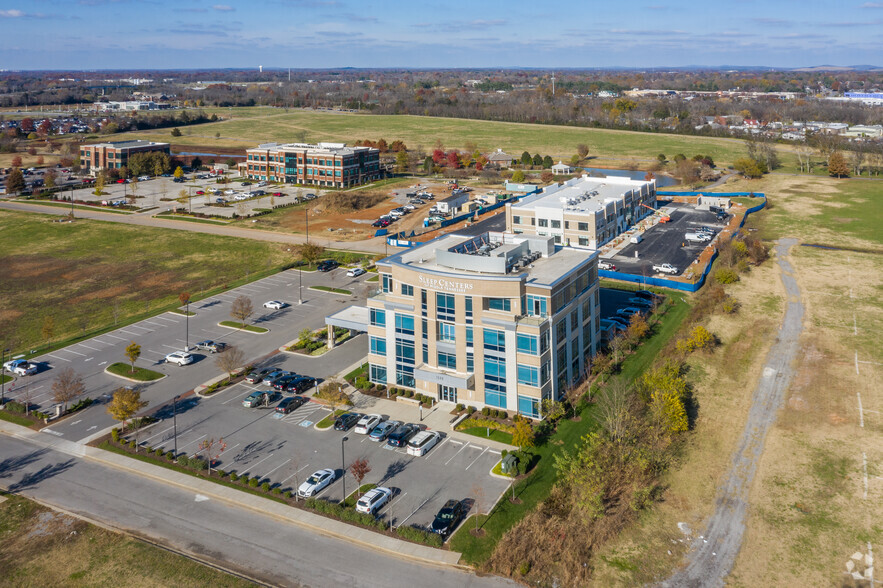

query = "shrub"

[
  {"left": 501, "top": 449, "right": 508, "bottom": 458},
  {"left": 676, "top": 325, "right": 717, "bottom": 354},
  {"left": 519, "top": 561, "right": 531, "bottom": 576},
  {"left": 272, "top": 487, "right": 282, "bottom": 495},
  {"left": 481, "top": 407, "right": 491, "bottom": 416},
  {"left": 376, "top": 385, "right": 386, "bottom": 392},
  {"left": 722, "top": 297, "right": 739, "bottom": 314},
  {"left": 499, "top": 410, "right": 508, "bottom": 420},
  {"left": 165, "top": 451, "right": 176, "bottom": 460},
  {"left": 395, "top": 525, "right": 443, "bottom": 548},
  {"left": 455, "top": 403, "right": 465, "bottom": 412},
  {"left": 458, "top": 417, "right": 517, "bottom": 434},
  {"left": 249, "top": 477, "right": 260, "bottom": 488},
  {"left": 128, "top": 441, "right": 136, "bottom": 449},
  {"left": 154, "top": 448, "right": 164, "bottom": 458},
  {"left": 715, "top": 267, "right": 739, "bottom": 284},
  {"left": 284, "top": 490, "right": 292, "bottom": 499},
  {"left": 188, "top": 456, "right": 208, "bottom": 471},
  {"left": 230, "top": 473, "right": 239, "bottom": 482},
  {"left": 111, "top": 428, "right": 120, "bottom": 443},
  {"left": 216, "top": 470, "right": 227, "bottom": 478},
  {"left": 467, "top": 405, "right": 477, "bottom": 414},
  {"left": 261, "top": 482, "right": 271, "bottom": 492}
]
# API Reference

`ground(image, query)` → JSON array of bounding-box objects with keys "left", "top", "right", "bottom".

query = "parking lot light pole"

[
  {"left": 341, "top": 436, "right": 349, "bottom": 505},
  {"left": 173, "top": 395, "right": 179, "bottom": 458},
  {"left": 298, "top": 266, "right": 303, "bottom": 305}
]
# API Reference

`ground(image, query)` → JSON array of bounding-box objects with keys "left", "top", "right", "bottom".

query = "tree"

[
  {"left": 314, "top": 382, "right": 353, "bottom": 412},
  {"left": 5, "top": 168, "right": 25, "bottom": 194},
  {"left": 52, "top": 367, "right": 86, "bottom": 411},
  {"left": 215, "top": 345, "right": 245, "bottom": 379},
  {"left": 733, "top": 157, "right": 766, "bottom": 179},
  {"left": 639, "top": 361, "right": 689, "bottom": 434},
  {"left": 626, "top": 313, "right": 650, "bottom": 345},
  {"left": 41, "top": 315, "right": 55, "bottom": 347},
  {"left": 577, "top": 144, "right": 589, "bottom": 159},
  {"left": 106, "top": 386, "right": 148, "bottom": 428},
  {"left": 20, "top": 117, "right": 34, "bottom": 133},
  {"left": 532, "top": 153, "right": 543, "bottom": 166},
  {"left": 199, "top": 437, "right": 226, "bottom": 475},
  {"left": 520, "top": 151, "right": 531, "bottom": 166},
  {"left": 542, "top": 155, "right": 553, "bottom": 169},
  {"left": 569, "top": 154, "right": 580, "bottom": 167},
  {"left": 124, "top": 341, "right": 141, "bottom": 373},
  {"left": 11, "top": 155, "right": 23, "bottom": 167},
  {"left": 44, "top": 169, "right": 57, "bottom": 189},
  {"left": 395, "top": 150, "right": 409, "bottom": 172},
  {"left": 423, "top": 155, "right": 433, "bottom": 173},
  {"left": 295, "top": 242, "right": 325, "bottom": 268},
  {"left": 657, "top": 153, "right": 667, "bottom": 163},
  {"left": 540, "top": 171, "right": 554, "bottom": 183},
  {"left": 349, "top": 458, "right": 371, "bottom": 498},
  {"left": 512, "top": 418, "right": 535, "bottom": 449},
  {"left": 446, "top": 151, "right": 461, "bottom": 169},
  {"left": 511, "top": 169, "right": 525, "bottom": 183},
  {"left": 596, "top": 379, "right": 636, "bottom": 443},
  {"left": 171, "top": 127, "right": 182, "bottom": 137},
  {"left": 93, "top": 172, "right": 106, "bottom": 195},
  {"left": 128, "top": 176, "right": 138, "bottom": 203},
  {"left": 230, "top": 296, "right": 254, "bottom": 328},
  {"left": 190, "top": 156, "right": 202, "bottom": 170},
  {"left": 828, "top": 151, "right": 849, "bottom": 178},
  {"left": 173, "top": 166, "right": 184, "bottom": 179}
]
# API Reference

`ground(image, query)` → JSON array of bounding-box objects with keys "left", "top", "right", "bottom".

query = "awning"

[{"left": 325, "top": 305, "right": 369, "bottom": 332}]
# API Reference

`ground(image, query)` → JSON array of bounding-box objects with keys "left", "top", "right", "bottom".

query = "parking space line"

[
  {"left": 178, "top": 434, "right": 207, "bottom": 452},
  {"left": 161, "top": 344, "right": 183, "bottom": 350},
  {"left": 221, "top": 388, "right": 254, "bottom": 404},
  {"left": 46, "top": 353, "right": 71, "bottom": 362},
  {"left": 91, "top": 338, "right": 116, "bottom": 345},
  {"left": 487, "top": 449, "right": 501, "bottom": 455},
  {"left": 262, "top": 458, "right": 292, "bottom": 478},
  {"left": 156, "top": 315, "right": 180, "bottom": 323},
  {"left": 77, "top": 343, "right": 102, "bottom": 351},
  {"left": 447, "top": 439, "right": 463, "bottom": 445},
  {"left": 240, "top": 452, "right": 277, "bottom": 472},
  {"left": 118, "top": 329, "right": 143, "bottom": 336},
  {"left": 279, "top": 463, "right": 311, "bottom": 486},
  {"left": 59, "top": 348, "right": 86, "bottom": 356},
  {"left": 143, "top": 320, "right": 167, "bottom": 327},
  {"left": 103, "top": 334, "right": 126, "bottom": 341},
  {"left": 142, "top": 425, "right": 174, "bottom": 445},
  {"left": 398, "top": 495, "right": 432, "bottom": 528},
  {"left": 217, "top": 442, "right": 239, "bottom": 457},
  {"left": 465, "top": 447, "right": 489, "bottom": 471}
]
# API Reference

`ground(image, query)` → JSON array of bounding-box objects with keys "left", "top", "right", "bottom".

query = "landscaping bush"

[
  {"left": 376, "top": 384, "right": 386, "bottom": 392},
  {"left": 261, "top": 482, "right": 271, "bottom": 492},
  {"left": 5, "top": 401, "right": 25, "bottom": 414},
  {"left": 249, "top": 477, "right": 260, "bottom": 488},
  {"left": 154, "top": 448, "right": 164, "bottom": 458},
  {"left": 499, "top": 410, "right": 508, "bottom": 420},
  {"left": 230, "top": 473, "right": 239, "bottom": 482},
  {"left": 467, "top": 406, "right": 477, "bottom": 414},
  {"left": 111, "top": 428, "right": 121, "bottom": 443},
  {"left": 482, "top": 407, "right": 491, "bottom": 416},
  {"left": 165, "top": 451, "right": 176, "bottom": 460},
  {"left": 395, "top": 525, "right": 444, "bottom": 548},
  {"left": 284, "top": 490, "right": 292, "bottom": 499},
  {"left": 458, "top": 417, "right": 517, "bottom": 434},
  {"left": 456, "top": 403, "right": 465, "bottom": 412},
  {"left": 128, "top": 441, "right": 136, "bottom": 449},
  {"left": 715, "top": 267, "right": 739, "bottom": 284},
  {"left": 188, "top": 456, "right": 208, "bottom": 471},
  {"left": 216, "top": 470, "right": 227, "bottom": 478},
  {"left": 272, "top": 487, "right": 282, "bottom": 495}
]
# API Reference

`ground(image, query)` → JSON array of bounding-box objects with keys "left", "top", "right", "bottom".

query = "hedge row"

[{"left": 458, "top": 416, "right": 516, "bottom": 435}]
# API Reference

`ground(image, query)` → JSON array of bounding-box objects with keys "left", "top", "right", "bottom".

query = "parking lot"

[
  {"left": 608, "top": 202, "right": 729, "bottom": 276},
  {"left": 1, "top": 265, "right": 373, "bottom": 441},
  {"left": 136, "top": 381, "right": 510, "bottom": 535}
]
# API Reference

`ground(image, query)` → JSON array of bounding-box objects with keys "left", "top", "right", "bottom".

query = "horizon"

[{"left": 1, "top": 1, "right": 881, "bottom": 70}]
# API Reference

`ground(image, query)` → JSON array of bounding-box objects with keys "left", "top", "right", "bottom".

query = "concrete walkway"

[{"left": 0, "top": 418, "right": 464, "bottom": 568}]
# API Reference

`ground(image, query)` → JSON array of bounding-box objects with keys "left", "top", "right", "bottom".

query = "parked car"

[
  {"left": 316, "top": 260, "right": 339, "bottom": 272},
  {"left": 164, "top": 351, "right": 194, "bottom": 366},
  {"left": 241, "top": 181, "right": 252, "bottom": 186},
  {"left": 369, "top": 420, "right": 401, "bottom": 442},
  {"left": 403, "top": 204, "right": 415, "bottom": 211},
  {"left": 138, "top": 175, "right": 150, "bottom": 181},
  {"left": 263, "top": 300, "right": 286, "bottom": 310},
  {"left": 195, "top": 190, "right": 205, "bottom": 195},
  {"left": 195, "top": 340, "right": 226, "bottom": 353},
  {"left": 607, "top": 316, "right": 630, "bottom": 328},
  {"left": 265, "top": 370, "right": 293, "bottom": 386},
  {"left": 634, "top": 290, "right": 657, "bottom": 301},
  {"left": 304, "top": 193, "right": 317, "bottom": 200},
  {"left": 354, "top": 414, "right": 384, "bottom": 435},
  {"left": 245, "top": 368, "right": 278, "bottom": 384},
  {"left": 2, "top": 359, "right": 37, "bottom": 376},
  {"left": 652, "top": 263, "right": 679, "bottom": 275},
  {"left": 280, "top": 376, "right": 315, "bottom": 394},
  {"left": 273, "top": 192, "right": 283, "bottom": 197},
  {"left": 616, "top": 307, "right": 644, "bottom": 318},
  {"left": 628, "top": 297, "right": 654, "bottom": 309},
  {"left": 346, "top": 267, "right": 366, "bottom": 277},
  {"left": 406, "top": 430, "right": 441, "bottom": 456},
  {"left": 275, "top": 396, "right": 307, "bottom": 414},
  {"left": 385, "top": 423, "right": 419, "bottom": 448},
  {"left": 297, "top": 468, "right": 335, "bottom": 498},
  {"left": 598, "top": 260, "right": 616, "bottom": 271},
  {"left": 685, "top": 232, "right": 711, "bottom": 243},
  {"left": 430, "top": 499, "right": 466, "bottom": 536},
  {"left": 243, "top": 390, "right": 280, "bottom": 408},
  {"left": 272, "top": 375, "right": 301, "bottom": 391},
  {"left": 215, "top": 198, "right": 227, "bottom": 204},
  {"left": 334, "top": 412, "right": 362, "bottom": 431},
  {"left": 355, "top": 487, "right": 393, "bottom": 515}
]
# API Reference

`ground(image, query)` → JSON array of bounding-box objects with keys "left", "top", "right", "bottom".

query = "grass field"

[
  {"left": 106, "top": 362, "right": 164, "bottom": 382},
  {"left": 0, "top": 209, "right": 291, "bottom": 354},
  {"left": 0, "top": 493, "right": 255, "bottom": 587},
  {"left": 104, "top": 108, "right": 793, "bottom": 170}
]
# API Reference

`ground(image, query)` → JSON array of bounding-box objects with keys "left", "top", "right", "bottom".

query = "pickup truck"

[
  {"left": 685, "top": 232, "right": 711, "bottom": 243},
  {"left": 3, "top": 359, "right": 38, "bottom": 376},
  {"left": 195, "top": 340, "right": 226, "bottom": 353},
  {"left": 652, "top": 263, "right": 679, "bottom": 275}
]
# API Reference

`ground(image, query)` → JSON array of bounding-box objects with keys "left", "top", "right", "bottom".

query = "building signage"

[{"left": 417, "top": 275, "right": 475, "bottom": 293}]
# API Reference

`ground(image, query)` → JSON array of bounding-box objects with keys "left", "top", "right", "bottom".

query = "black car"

[
  {"left": 276, "top": 396, "right": 308, "bottom": 414},
  {"left": 282, "top": 376, "right": 315, "bottom": 394},
  {"left": 607, "top": 316, "right": 630, "bottom": 328},
  {"left": 430, "top": 500, "right": 465, "bottom": 536},
  {"left": 386, "top": 423, "right": 419, "bottom": 448},
  {"left": 316, "top": 260, "right": 339, "bottom": 272},
  {"left": 272, "top": 375, "right": 300, "bottom": 390},
  {"left": 634, "top": 290, "right": 656, "bottom": 301},
  {"left": 333, "top": 412, "right": 362, "bottom": 431}
]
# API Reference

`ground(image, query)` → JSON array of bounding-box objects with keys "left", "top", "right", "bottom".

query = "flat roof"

[
  {"left": 87, "top": 140, "right": 169, "bottom": 150},
  {"left": 250, "top": 142, "right": 374, "bottom": 156},
  {"left": 514, "top": 175, "right": 653, "bottom": 215},
  {"left": 388, "top": 232, "right": 594, "bottom": 286}
]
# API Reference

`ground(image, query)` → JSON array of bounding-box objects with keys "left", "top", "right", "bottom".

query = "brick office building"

[
  {"left": 239, "top": 142, "right": 381, "bottom": 188},
  {"left": 80, "top": 140, "right": 170, "bottom": 175}
]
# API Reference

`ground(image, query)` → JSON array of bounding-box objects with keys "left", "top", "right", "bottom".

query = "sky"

[{"left": 1, "top": 0, "right": 881, "bottom": 70}]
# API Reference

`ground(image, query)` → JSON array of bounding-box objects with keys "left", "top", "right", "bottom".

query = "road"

[
  {"left": 0, "top": 434, "right": 513, "bottom": 588},
  {"left": 663, "top": 238, "right": 804, "bottom": 587}
]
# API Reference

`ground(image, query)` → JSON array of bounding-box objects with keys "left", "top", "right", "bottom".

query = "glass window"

[
  {"left": 436, "top": 292, "right": 455, "bottom": 321},
  {"left": 517, "top": 364, "right": 539, "bottom": 386},
  {"left": 396, "top": 370, "right": 415, "bottom": 387},
  {"left": 516, "top": 334, "right": 538, "bottom": 355},
  {"left": 464, "top": 296, "right": 473, "bottom": 317},
  {"left": 483, "top": 328, "right": 505, "bottom": 352},
  {"left": 369, "top": 336, "right": 386, "bottom": 356},
  {"left": 438, "top": 351, "right": 456, "bottom": 370},
  {"left": 438, "top": 322, "right": 456, "bottom": 342},
  {"left": 551, "top": 220, "right": 561, "bottom": 229},
  {"left": 369, "top": 364, "right": 387, "bottom": 384},
  {"left": 422, "top": 318, "right": 428, "bottom": 340},
  {"left": 578, "top": 222, "right": 589, "bottom": 232},
  {"left": 541, "top": 330, "right": 550, "bottom": 354},
  {"left": 484, "top": 356, "right": 507, "bottom": 408},
  {"left": 518, "top": 396, "right": 540, "bottom": 419},
  {"left": 487, "top": 298, "right": 511, "bottom": 312},
  {"left": 394, "top": 313, "right": 414, "bottom": 335},
  {"left": 423, "top": 343, "right": 428, "bottom": 363},
  {"left": 541, "top": 361, "right": 551, "bottom": 384},
  {"left": 579, "top": 237, "right": 589, "bottom": 246},
  {"left": 370, "top": 308, "right": 385, "bottom": 327},
  {"left": 465, "top": 327, "right": 473, "bottom": 347},
  {"left": 556, "top": 320, "right": 567, "bottom": 344},
  {"left": 381, "top": 274, "right": 392, "bottom": 293},
  {"left": 466, "top": 351, "right": 474, "bottom": 372},
  {"left": 526, "top": 295, "right": 547, "bottom": 317},
  {"left": 512, "top": 215, "right": 521, "bottom": 225},
  {"left": 401, "top": 283, "right": 414, "bottom": 296},
  {"left": 571, "top": 310, "right": 579, "bottom": 330},
  {"left": 538, "top": 218, "right": 548, "bottom": 228}
]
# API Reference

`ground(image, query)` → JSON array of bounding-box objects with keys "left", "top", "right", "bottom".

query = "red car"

[
  {"left": 196, "top": 190, "right": 204, "bottom": 195},
  {"left": 273, "top": 192, "right": 283, "bottom": 197},
  {"left": 116, "top": 179, "right": 126, "bottom": 184}
]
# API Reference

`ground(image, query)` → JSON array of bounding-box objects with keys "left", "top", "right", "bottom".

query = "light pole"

[
  {"left": 305, "top": 207, "right": 309, "bottom": 244},
  {"left": 341, "top": 436, "right": 349, "bottom": 505},
  {"left": 173, "top": 395, "right": 180, "bottom": 458},
  {"left": 298, "top": 265, "right": 303, "bottom": 305}
]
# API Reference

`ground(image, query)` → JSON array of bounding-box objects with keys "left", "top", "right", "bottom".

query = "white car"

[
  {"left": 598, "top": 260, "right": 616, "bottom": 271},
  {"left": 297, "top": 468, "right": 336, "bottom": 498},
  {"left": 355, "top": 487, "right": 393, "bottom": 515},
  {"left": 403, "top": 204, "right": 415, "bottom": 211},
  {"left": 224, "top": 189, "right": 235, "bottom": 195},
  {"left": 137, "top": 175, "right": 150, "bottom": 181},
  {"left": 346, "top": 267, "right": 366, "bottom": 277},
  {"left": 354, "top": 414, "right": 383, "bottom": 435},
  {"left": 3, "top": 359, "right": 38, "bottom": 376},
  {"left": 406, "top": 431, "right": 441, "bottom": 456},
  {"left": 164, "top": 351, "right": 194, "bottom": 366},
  {"left": 263, "top": 300, "right": 285, "bottom": 310},
  {"left": 652, "top": 263, "right": 679, "bottom": 275}
]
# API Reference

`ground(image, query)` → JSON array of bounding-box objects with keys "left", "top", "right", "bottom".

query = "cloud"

[
  {"left": 0, "top": 9, "right": 25, "bottom": 17},
  {"left": 750, "top": 17, "right": 793, "bottom": 25},
  {"left": 861, "top": 2, "right": 883, "bottom": 6},
  {"left": 344, "top": 13, "right": 378, "bottom": 23},
  {"left": 212, "top": 4, "right": 235, "bottom": 11}
]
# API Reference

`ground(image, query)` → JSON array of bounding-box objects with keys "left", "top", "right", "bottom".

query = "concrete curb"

[
  {"left": 307, "top": 286, "right": 353, "bottom": 297},
  {"left": 194, "top": 368, "right": 245, "bottom": 396},
  {"left": 216, "top": 323, "right": 269, "bottom": 335},
  {"left": 103, "top": 366, "right": 167, "bottom": 384},
  {"left": 277, "top": 334, "right": 356, "bottom": 357}
]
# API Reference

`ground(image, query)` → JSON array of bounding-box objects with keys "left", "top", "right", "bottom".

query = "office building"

[
  {"left": 239, "top": 142, "right": 381, "bottom": 188},
  {"left": 366, "top": 231, "right": 599, "bottom": 419},
  {"left": 80, "top": 140, "right": 170, "bottom": 174}
]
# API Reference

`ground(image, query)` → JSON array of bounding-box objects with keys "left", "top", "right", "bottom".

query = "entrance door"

[{"left": 439, "top": 385, "right": 457, "bottom": 403}]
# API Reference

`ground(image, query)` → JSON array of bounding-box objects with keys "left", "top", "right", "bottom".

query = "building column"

[{"left": 327, "top": 326, "right": 335, "bottom": 349}]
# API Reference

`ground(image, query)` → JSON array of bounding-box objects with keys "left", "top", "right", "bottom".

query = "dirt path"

[{"left": 663, "top": 238, "right": 804, "bottom": 587}]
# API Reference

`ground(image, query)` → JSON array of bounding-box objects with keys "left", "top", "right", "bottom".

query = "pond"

[{"left": 582, "top": 167, "right": 679, "bottom": 188}]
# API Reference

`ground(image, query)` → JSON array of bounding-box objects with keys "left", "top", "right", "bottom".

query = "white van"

[
  {"left": 685, "top": 232, "right": 711, "bottom": 243},
  {"left": 406, "top": 431, "right": 441, "bottom": 456},
  {"left": 629, "top": 233, "right": 643, "bottom": 244}
]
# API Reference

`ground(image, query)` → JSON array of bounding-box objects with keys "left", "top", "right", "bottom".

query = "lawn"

[
  {"left": 218, "top": 321, "right": 269, "bottom": 333},
  {"left": 0, "top": 209, "right": 292, "bottom": 355},
  {"left": 458, "top": 427, "right": 514, "bottom": 445},
  {"left": 106, "top": 108, "right": 785, "bottom": 169},
  {"left": 106, "top": 362, "right": 165, "bottom": 382},
  {"left": 309, "top": 285, "right": 352, "bottom": 295},
  {"left": 0, "top": 493, "right": 255, "bottom": 587},
  {"left": 450, "top": 294, "right": 692, "bottom": 565}
]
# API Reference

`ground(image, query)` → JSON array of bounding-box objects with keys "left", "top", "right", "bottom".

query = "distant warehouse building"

[
  {"left": 506, "top": 175, "right": 656, "bottom": 249},
  {"left": 365, "top": 231, "right": 600, "bottom": 418},
  {"left": 80, "top": 140, "right": 170, "bottom": 175},
  {"left": 239, "top": 142, "right": 381, "bottom": 188}
]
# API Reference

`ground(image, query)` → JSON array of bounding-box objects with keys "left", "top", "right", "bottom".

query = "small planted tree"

[
  {"left": 511, "top": 417, "right": 535, "bottom": 450},
  {"left": 215, "top": 345, "right": 245, "bottom": 380},
  {"left": 295, "top": 243, "right": 325, "bottom": 269},
  {"left": 124, "top": 341, "right": 141, "bottom": 374},
  {"left": 230, "top": 296, "right": 254, "bottom": 329},
  {"left": 51, "top": 367, "right": 86, "bottom": 412},
  {"left": 314, "top": 382, "right": 353, "bottom": 412},
  {"left": 349, "top": 458, "right": 371, "bottom": 499},
  {"left": 107, "top": 386, "right": 149, "bottom": 431},
  {"left": 41, "top": 315, "right": 55, "bottom": 348}
]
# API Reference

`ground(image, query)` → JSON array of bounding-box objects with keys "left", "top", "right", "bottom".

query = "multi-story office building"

[
  {"left": 80, "top": 140, "right": 170, "bottom": 174},
  {"left": 506, "top": 175, "right": 656, "bottom": 249},
  {"left": 240, "top": 142, "right": 381, "bottom": 188},
  {"left": 366, "top": 231, "right": 599, "bottom": 419}
]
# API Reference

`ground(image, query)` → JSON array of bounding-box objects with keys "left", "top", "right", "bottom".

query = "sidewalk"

[{"left": 0, "top": 419, "right": 464, "bottom": 568}]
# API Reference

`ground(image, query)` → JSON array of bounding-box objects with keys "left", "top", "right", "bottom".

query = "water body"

[{"left": 582, "top": 167, "right": 679, "bottom": 188}]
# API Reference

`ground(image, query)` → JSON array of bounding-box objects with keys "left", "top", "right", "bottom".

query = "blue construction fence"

[{"left": 602, "top": 191, "right": 767, "bottom": 293}]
